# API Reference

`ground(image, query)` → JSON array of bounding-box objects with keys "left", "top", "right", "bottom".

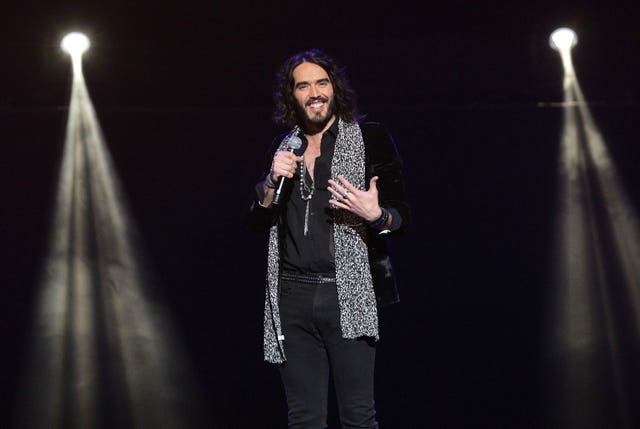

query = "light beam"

[
  {"left": 15, "top": 32, "right": 208, "bottom": 428},
  {"left": 546, "top": 27, "right": 640, "bottom": 428}
]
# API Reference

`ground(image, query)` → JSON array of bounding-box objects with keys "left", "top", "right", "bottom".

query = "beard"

[{"left": 295, "top": 96, "right": 336, "bottom": 130}]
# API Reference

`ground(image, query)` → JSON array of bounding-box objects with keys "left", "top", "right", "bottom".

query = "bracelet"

[
  {"left": 368, "top": 207, "right": 389, "bottom": 230},
  {"left": 265, "top": 173, "right": 277, "bottom": 189}
]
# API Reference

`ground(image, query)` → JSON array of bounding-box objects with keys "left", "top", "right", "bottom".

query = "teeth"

[{"left": 310, "top": 102, "right": 323, "bottom": 108}]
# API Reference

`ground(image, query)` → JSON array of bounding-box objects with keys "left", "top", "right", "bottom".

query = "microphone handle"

[{"left": 272, "top": 147, "right": 296, "bottom": 205}]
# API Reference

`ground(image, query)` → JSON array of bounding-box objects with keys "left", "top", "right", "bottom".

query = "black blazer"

[{"left": 247, "top": 121, "right": 410, "bottom": 306}]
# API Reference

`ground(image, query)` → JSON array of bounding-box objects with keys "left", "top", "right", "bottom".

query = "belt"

[{"left": 280, "top": 271, "right": 336, "bottom": 285}]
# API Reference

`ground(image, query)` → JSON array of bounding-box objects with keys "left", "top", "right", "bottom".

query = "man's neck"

[{"left": 303, "top": 115, "right": 336, "bottom": 146}]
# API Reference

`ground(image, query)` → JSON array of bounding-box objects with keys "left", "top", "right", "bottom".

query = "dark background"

[{"left": 3, "top": 1, "right": 640, "bottom": 427}]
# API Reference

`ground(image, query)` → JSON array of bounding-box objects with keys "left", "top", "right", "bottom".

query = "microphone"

[{"left": 273, "top": 134, "right": 302, "bottom": 205}]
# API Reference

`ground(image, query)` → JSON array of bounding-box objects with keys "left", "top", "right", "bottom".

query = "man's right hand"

[
  {"left": 271, "top": 150, "right": 303, "bottom": 182},
  {"left": 261, "top": 150, "right": 303, "bottom": 207}
]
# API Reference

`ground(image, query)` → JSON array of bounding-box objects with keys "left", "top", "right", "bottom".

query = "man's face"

[{"left": 292, "top": 61, "right": 335, "bottom": 129}]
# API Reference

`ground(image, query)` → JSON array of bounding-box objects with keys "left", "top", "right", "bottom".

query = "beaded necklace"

[{"left": 299, "top": 155, "right": 314, "bottom": 236}]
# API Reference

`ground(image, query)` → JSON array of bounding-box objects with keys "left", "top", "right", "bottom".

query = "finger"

[
  {"left": 276, "top": 153, "right": 295, "bottom": 163},
  {"left": 276, "top": 159, "right": 296, "bottom": 171},
  {"left": 276, "top": 152, "right": 300, "bottom": 163},
  {"left": 337, "top": 175, "right": 359, "bottom": 193},
  {"left": 284, "top": 153, "right": 302, "bottom": 163},
  {"left": 275, "top": 165, "right": 295, "bottom": 178},
  {"left": 329, "top": 186, "right": 349, "bottom": 199},
  {"left": 329, "top": 199, "right": 351, "bottom": 211},
  {"left": 275, "top": 170, "right": 293, "bottom": 179},
  {"left": 327, "top": 179, "right": 348, "bottom": 196},
  {"left": 327, "top": 186, "right": 346, "bottom": 200},
  {"left": 368, "top": 176, "right": 379, "bottom": 192}
]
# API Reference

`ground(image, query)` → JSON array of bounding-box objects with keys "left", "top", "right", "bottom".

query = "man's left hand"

[{"left": 328, "top": 175, "right": 382, "bottom": 222}]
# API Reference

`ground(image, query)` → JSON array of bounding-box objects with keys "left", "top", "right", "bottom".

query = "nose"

[{"left": 309, "top": 85, "right": 319, "bottom": 98}]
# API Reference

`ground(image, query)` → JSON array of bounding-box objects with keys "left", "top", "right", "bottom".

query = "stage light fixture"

[
  {"left": 549, "top": 28, "right": 578, "bottom": 52},
  {"left": 61, "top": 32, "right": 90, "bottom": 56}
]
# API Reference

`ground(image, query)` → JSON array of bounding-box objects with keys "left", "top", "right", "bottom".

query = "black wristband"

[{"left": 368, "top": 207, "right": 389, "bottom": 229}]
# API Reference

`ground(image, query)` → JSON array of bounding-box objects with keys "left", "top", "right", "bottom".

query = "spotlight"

[
  {"left": 15, "top": 28, "right": 207, "bottom": 428},
  {"left": 61, "top": 32, "right": 90, "bottom": 56},
  {"left": 546, "top": 22, "right": 640, "bottom": 429},
  {"left": 549, "top": 28, "right": 578, "bottom": 52}
]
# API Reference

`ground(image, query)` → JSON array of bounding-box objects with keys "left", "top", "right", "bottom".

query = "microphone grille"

[{"left": 287, "top": 135, "right": 302, "bottom": 150}]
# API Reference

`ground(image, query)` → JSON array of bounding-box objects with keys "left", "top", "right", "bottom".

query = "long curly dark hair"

[{"left": 272, "top": 49, "right": 362, "bottom": 126}]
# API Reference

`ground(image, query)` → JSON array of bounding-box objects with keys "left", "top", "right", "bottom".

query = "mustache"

[{"left": 305, "top": 96, "right": 329, "bottom": 106}]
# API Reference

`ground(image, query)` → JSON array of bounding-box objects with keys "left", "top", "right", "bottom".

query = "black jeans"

[{"left": 278, "top": 279, "right": 377, "bottom": 429}]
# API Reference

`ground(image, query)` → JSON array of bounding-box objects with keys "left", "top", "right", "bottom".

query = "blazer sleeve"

[
  {"left": 362, "top": 122, "right": 410, "bottom": 235},
  {"left": 245, "top": 136, "right": 283, "bottom": 232}
]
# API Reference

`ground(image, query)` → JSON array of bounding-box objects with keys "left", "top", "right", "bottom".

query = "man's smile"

[{"left": 307, "top": 97, "right": 328, "bottom": 113}]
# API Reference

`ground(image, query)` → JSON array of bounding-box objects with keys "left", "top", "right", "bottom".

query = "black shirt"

[
  {"left": 248, "top": 120, "right": 409, "bottom": 306},
  {"left": 281, "top": 119, "right": 339, "bottom": 274}
]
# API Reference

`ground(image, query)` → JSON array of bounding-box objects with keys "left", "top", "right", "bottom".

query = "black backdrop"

[{"left": 3, "top": 1, "right": 640, "bottom": 427}]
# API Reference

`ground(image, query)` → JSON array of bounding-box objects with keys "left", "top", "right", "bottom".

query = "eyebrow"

[{"left": 295, "top": 78, "right": 331, "bottom": 89}]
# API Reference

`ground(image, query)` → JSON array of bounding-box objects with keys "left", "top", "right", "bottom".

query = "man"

[{"left": 248, "top": 49, "right": 409, "bottom": 428}]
